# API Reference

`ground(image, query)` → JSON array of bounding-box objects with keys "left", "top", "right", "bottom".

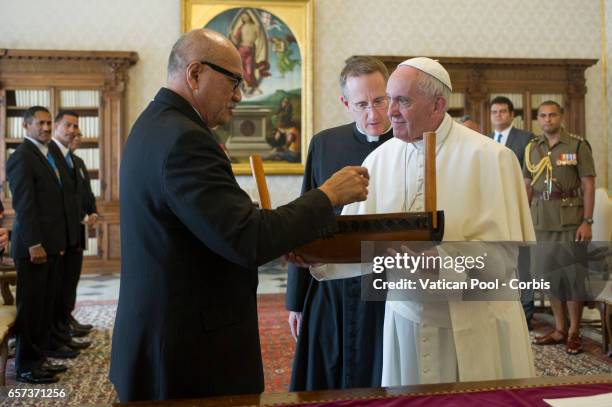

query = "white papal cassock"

[{"left": 311, "top": 113, "right": 536, "bottom": 386}]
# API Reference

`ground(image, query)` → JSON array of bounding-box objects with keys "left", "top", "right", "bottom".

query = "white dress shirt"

[{"left": 493, "top": 125, "right": 513, "bottom": 146}]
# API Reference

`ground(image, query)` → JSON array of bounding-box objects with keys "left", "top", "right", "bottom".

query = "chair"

[
  {"left": 0, "top": 263, "right": 16, "bottom": 386},
  {"left": 590, "top": 188, "right": 612, "bottom": 354}
]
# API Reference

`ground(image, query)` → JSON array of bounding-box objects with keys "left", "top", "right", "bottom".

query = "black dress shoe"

[
  {"left": 42, "top": 361, "right": 68, "bottom": 374},
  {"left": 69, "top": 326, "right": 90, "bottom": 338},
  {"left": 69, "top": 315, "right": 93, "bottom": 331},
  {"left": 16, "top": 369, "right": 59, "bottom": 384},
  {"left": 45, "top": 345, "right": 80, "bottom": 359},
  {"left": 67, "top": 338, "right": 91, "bottom": 350}
]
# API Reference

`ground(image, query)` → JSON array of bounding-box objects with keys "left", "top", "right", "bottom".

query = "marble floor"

[{"left": 76, "top": 258, "right": 289, "bottom": 302}]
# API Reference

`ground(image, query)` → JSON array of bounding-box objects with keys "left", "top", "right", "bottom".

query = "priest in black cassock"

[{"left": 287, "top": 56, "right": 393, "bottom": 391}]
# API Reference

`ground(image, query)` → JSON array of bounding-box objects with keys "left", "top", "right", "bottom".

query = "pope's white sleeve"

[{"left": 310, "top": 263, "right": 364, "bottom": 281}]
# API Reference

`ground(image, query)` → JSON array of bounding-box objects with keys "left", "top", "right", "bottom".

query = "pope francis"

[{"left": 311, "top": 57, "right": 536, "bottom": 386}]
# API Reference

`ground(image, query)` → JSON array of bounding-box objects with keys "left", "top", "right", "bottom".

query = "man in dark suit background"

[
  {"left": 7, "top": 106, "right": 68, "bottom": 383},
  {"left": 110, "top": 28, "right": 370, "bottom": 402},
  {"left": 48, "top": 111, "right": 92, "bottom": 357},
  {"left": 69, "top": 130, "right": 98, "bottom": 328},
  {"left": 489, "top": 96, "right": 534, "bottom": 168},
  {"left": 489, "top": 95, "right": 535, "bottom": 329}
]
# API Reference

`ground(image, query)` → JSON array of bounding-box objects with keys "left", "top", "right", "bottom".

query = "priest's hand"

[
  {"left": 87, "top": 213, "right": 99, "bottom": 226},
  {"left": 319, "top": 166, "right": 369, "bottom": 206},
  {"left": 288, "top": 311, "right": 302, "bottom": 341},
  {"left": 29, "top": 244, "right": 47, "bottom": 264}
]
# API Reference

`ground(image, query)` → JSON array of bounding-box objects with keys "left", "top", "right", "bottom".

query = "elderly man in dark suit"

[
  {"left": 489, "top": 96, "right": 534, "bottom": 168},
  {"left": 7, "top": 106, "right": 69, "bottom": 383},
  {"left": 110, "top": 28, "right": 370, "bottom": 402}
]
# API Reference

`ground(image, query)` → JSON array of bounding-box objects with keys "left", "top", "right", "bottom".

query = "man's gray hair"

[
  {"left": 167, "top": 33, "right": 189, "bottom": 79},
  {"left": 168, "top": 33, "right": 188, "bottom": 78},
  {"left": 415, "top": 70, "right": 451, "bottom": 112}
]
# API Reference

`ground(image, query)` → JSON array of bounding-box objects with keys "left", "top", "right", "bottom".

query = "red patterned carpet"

[
  {"left": 0, "top": 295, "right": 295, "bottom": 406},
  {"left": 257, "top": 293, "right": 296, "bottom": 393}
]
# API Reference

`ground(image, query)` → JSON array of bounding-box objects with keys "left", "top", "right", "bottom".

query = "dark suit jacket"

[
  {"left": 72, "top": 153, "right": 97, "bottom": 249},
  {"left": 72, "top": 154, "right": 97, "bottom": 215},
  {"left": 48, "top": 141, "right": 85, "bottom": 248},
  {"left": 488, "top": 126, "right": 535, "bottom": 168},
  {"left": 6, "top": 139, "right": 67, "bottom": 258},
  {"left": 110, "top": 88, "right": 337, "bottom": 402}
]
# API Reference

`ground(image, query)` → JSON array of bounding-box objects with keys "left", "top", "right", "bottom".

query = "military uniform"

[
  {"left": 524, "top": 128, "right": 596, "bottom": 238},
  {"left": 523, "top": 128, "right": 596, "bottom": 300}
]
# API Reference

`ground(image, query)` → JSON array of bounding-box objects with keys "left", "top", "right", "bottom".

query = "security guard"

[{"left": 523, "top": 100, "right": 595, "bottom": 355}]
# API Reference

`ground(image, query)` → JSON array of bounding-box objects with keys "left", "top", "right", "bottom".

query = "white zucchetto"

[{"left": 398, "top": 57, "right": 453, "bottom": 91}]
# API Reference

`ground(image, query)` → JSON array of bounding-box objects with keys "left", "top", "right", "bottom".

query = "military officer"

[{"left": 524, "top": 100, "right": 596, "bottom": 355}]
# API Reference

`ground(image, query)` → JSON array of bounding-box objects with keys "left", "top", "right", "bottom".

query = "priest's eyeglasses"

[
  {"left": 351, "top": 97, "right": 389, "bottom": 112},
  {"left": 200, "top": 61, "right": 243, "bottom": 91}
]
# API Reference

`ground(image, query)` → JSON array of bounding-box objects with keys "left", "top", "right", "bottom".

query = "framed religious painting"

[{"left": 182, "top": 0, "right": 313, "bottom": 174}]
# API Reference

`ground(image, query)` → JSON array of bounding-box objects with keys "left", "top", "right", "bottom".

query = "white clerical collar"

[
  {"left": 412, "top": 113, "right": 453, "bottom": 152},
  {"left": 25, "top": 135, "right": 49, "bottom": 156},
  {"left": 52, "top": 138, "right": 71, "bottom": 157},
  {"left": 356, "top": 123, "right": 393, "bottom": 142}
]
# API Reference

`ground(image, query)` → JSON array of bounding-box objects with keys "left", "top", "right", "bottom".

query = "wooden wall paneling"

[{"left": 108, "top": 223, "right": 121, "bottom": 260}]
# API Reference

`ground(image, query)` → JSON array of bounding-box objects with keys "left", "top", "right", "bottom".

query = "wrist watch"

[{"left": 583, "top": 217, "right": 594, "bottom": 225}]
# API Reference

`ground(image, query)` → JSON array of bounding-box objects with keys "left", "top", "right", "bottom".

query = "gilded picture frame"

[{"left": 182, "top": 0, "right": 313, "bottom": 175}]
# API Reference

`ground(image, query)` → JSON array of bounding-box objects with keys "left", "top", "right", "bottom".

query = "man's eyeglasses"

[
  {"left": 351, "top": 97, "right": 389, "bottom": 112},
  {"left": 200, "top": 61, "right": 243, "bottom": 91}
]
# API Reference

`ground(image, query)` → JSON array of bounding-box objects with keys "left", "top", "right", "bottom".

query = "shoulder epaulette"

[
  {"left": 527, "top": 137, "right": 539, "bottom": 145},
  {"left": 569, "top": 133, "right": 585, "bottom": 141}
]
